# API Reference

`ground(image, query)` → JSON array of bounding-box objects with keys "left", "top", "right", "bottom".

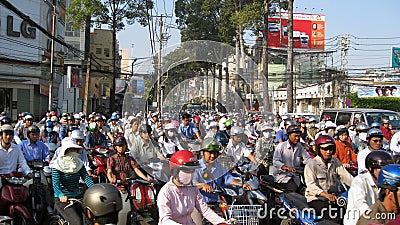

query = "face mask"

[
  {"left": 167, "top": 131, "right": 174, "bottom": 137},
  {"left": 359, "top": 133, "right": 367, "bottom": 142},
  {"left": 177, "top": 170, "right": 194, "bottom": 186},
  {"left": 263, "top": 132, "right": 272, "bottom": 139},
  {"left": 327, "top": 132, "right": 335, "bottom": 137},
  {"left": 67, "top": 152, "right": 80, "bottom": 159},
  {"left": 46, "top": 127, "right": 53, "bottom": 133}
]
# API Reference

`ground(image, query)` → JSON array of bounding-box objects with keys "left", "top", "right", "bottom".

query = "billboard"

[
  {"left": 358, "top": 86, "right": 400, "bottom": 98},
  {"left": 268, "top": 13, "right": 325, "bottom": 50},
  {"left": 392, "top": 47, "right": 400, "bottom": 68},
  {"left": 67, "top": 66, "right": 82, "bottom": 88}
]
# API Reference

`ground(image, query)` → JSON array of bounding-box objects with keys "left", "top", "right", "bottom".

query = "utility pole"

[
  {"left": 262, "top": 0, "right": 270, "bottom": 112},
  {"left": 286, "top": 0, "right": 294, "bottom": 113},
  {"left": 157, "top": 14, "right": 163, "bottom": 113},
  {"left": 110, "top": 0, "right": 117, "bottom": 113},
  {"left": 339, "top": 34, "right": 349, "bottom": 108},
  {"left": 83, "top": 55, "right": 91, "bottom": 115},
  {"left": 48, "top": 0, "right": 56, "bottom": 111}
]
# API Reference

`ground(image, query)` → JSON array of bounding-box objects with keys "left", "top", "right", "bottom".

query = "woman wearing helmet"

[
  {"left": 357, "top": 128, "right": 385, "bottom": 174},
  {"left": 225, "top": 126, "right": 258, "bottom": 165},
  {"left": 304, "top": 135, "right": 353, "bottom": 223},
  {"left": 334, "top": 125, "right": 358, "bottom": 175},
  {"left": 40, "top": 120, "right": 61, "bottom": 146},
  {"left": 315, "top": 121, "right": 337, "bottom": 139},
  {"left": 344, "top": 151, "right": 394, "bottom": 225},
  {"left": 255, "top": 125, "right": 275, "bottom": 167},
  {"left": 158, "top": 123, "right": 184, "bottom": 158},
  {"left": 357, "top": 164, "right": 400, "bottom": 225},
  {"left": 83, "top": 183, "right": 122, "bottom": 225},
  {"left": 157, "top": 150, "right": 227, "bottom": 225},
  {"left": 52, "top": 141, "right": 94, "bottom": 225},
  {"left": 273, "top": 124, "right": 312, "bottom": 192}
]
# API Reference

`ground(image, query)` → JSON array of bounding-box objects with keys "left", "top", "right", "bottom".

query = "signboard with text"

[{"left": 268, "top": 13, "right": 325, "bottom": 50}]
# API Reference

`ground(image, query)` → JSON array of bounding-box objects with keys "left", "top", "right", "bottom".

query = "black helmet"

[
  {"left": 284, "top": 120, "right": 297, "bottom": 127},
  {"left": 287, "top": 124, "right": 301, "bottom": 134},
  {"left": 138, "top": 124, "right": 152, "bottom": 134},
  {"left": 27, "top": 125, "right": 40, "bottom": 136},
  {"left": 67, "top": 124, "right": 79, "bottom": 132},
  {"left": 215, "top": 132, "right": 229, "bottom": 146},
  {"left": 356, "top": 123, "right": 369, "bottom": 132},
  {"left": 94, "top": 115, "right": 103, "bottom": 122},
  {"left": 335, "top": 125, "right": 349, "bottom": 135},
  {"left": 365, "top": 150, "right": 394, "bottom": 171},
  {"left": 0, "top": 116, "right": 12, "bottom": 125},
  {"left": 366, "top": 128, "right": 384, "bottom": 140},
  {"left": 83, "top": 183, "right": 122, "bottom": 222},
  {"left": 114, "top": 136, "right": 127, "bottom": 146}
]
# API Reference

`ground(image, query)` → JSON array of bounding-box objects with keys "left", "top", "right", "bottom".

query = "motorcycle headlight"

[{"left": 6, "top": 177, "right": 27, "bottom": 185}]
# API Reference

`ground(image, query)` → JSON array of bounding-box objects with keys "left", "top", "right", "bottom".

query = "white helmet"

[
  {"left": 71, "top": 130, "right": 85, "bottom": 141},
  {"left": 230, "top": 126, "right": 244, "bottom": 136},
  {"left": 50, "top": 116, "right": 58, "bottom": 122},
  {"left": 324, "top": 121, "right": 337, "bottom": 129}
]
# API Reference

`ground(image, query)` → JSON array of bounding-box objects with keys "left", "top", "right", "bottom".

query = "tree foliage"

[
  {"left": 67, "top": 0, "right": 153, "bottom": 31},
  {"left": 348, "top": 92, "right": 400, "bottom": 112}
]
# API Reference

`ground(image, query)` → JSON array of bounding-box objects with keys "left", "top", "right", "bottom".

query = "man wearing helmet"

[
  {"left": 95, "top": 115, "right": 115, "bottom": 143},
  {"left": 204, "top": 121, "right": 219, "bottom": 138},
  {"left": 304, "top": 135, "right": 353, "bottom": 223},
  {"left": 158, "top": 123, "right": 184, "bottom": 158},
  {"left": 351, "top": 123, "right": 369, "bottom": 154},
  {"left": 40, "top": 121, "right": 61, "bottom": 146},
  {"left": 109, "top": 115, "right": 124, "bottom": 137},
  {"left": 275, "top": 119, "right": 296, "bottom": 144},
  {"left": 307, "top": 118, "right": 319, "bottom": 141},
  {"left": 225, "top": 126, "right": 258, "bottom": 165},
  {"left": 85, "top": 122, "right": 107, "bottom": 150},
  {"left": 344, "top": 151, "right": 394, "bottom": 225},
  {"left": 356, "top": 164, "right": 400, "bottom": 225},
  {"left": 334, "top": 125, "right": 358, "bottom": 171},
  {"left": 178, "top": 113, "right": 202, "bottom": 142},
  {"left": 19, "top": 125, "right": 50, "bottom": 164},
  {"left": 58, "top": 115, "right": 76, "bottom": 140},
  {"left": 0, "top": 116, "right": 21, "bottom": 144},
  {"left": 192, "top": 138, "right": 252, "bottom": 224},
  {"left": 124, "top": 118, "right": 141, "bottom": 150},
  {"left": 273, "top": 124, "right": 312, "bottom": 192},
  {"left": 390, "top": 128, "right": 400, "bottom": 163},
  {"left": 129, "top": 124, "right": 164, "bottom": 163},
  {"left": 17, "top": 114, "right": 35, "bottom": 140},
  {"left": 83, "top": 183, "right": 123, "bottom": 225},
  {"left": 357, "top": 129, "right": 385, "bottom": 174},
  {"left": 157, "top": 150, "right": 227, "bottom": 225},
  {"left": 315, "top": 121, "right": 337, "bottom": 139},
  {"left": 0, "top": 124, "right": 32, "bottom": 177},
  {"left": 255, "top": 125, "right": 275, "bottom": 174}
]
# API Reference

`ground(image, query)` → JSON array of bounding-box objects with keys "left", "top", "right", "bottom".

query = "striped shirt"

[{"left": 52, "top": 167, "right": 94, "bottom": 198}]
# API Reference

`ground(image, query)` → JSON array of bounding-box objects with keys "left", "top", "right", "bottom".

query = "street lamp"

[{"left": 160, "top": 57, "right": 189, "bottom": 116}]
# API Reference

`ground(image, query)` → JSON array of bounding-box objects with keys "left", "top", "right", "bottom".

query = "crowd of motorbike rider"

[{"left": 1, "top": 110, "right": 400, "bottom": 225}]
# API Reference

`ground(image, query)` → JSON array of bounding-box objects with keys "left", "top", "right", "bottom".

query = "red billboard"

[{"left": 268, "top": 13, "right": 325, "bottom": 50}]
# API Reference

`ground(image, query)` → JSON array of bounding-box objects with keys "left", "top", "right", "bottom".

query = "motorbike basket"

[{"left": 227, "top": 205, "right": 262, "bottom": 225}]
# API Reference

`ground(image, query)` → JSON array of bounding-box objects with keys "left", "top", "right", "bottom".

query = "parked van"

[{"left": 320, "top": 108, "right": 400, "bottom": 131}]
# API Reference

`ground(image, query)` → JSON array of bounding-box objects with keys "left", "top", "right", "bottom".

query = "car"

[
  {"left": 285, "top": 113, "right": 320, "bottom": 122},
  {"left": 320, "top": 108, "right": 400, "bottom": 131}
]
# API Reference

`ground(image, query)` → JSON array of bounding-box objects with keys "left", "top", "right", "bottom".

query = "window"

[
  {"left": 336, "top": 112, "right": 352, "bottom": 126},
  {"left": 104, "top": 48, "right": 110, "bottom": 57},
  {"left": 96, "top": 48, "right": 102, "bottom": 54}
]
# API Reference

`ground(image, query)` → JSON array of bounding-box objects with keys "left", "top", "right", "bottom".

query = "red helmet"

[
  {"left": 323, "top": 115, "right": 331, "bottom": 121},
  {"left": 49, "top": 111, "right": 57, "bottom": 117},
  {"left": 315, "top": 135, "right": 336, "bottom": 155},
  {"left": 299, "top": 117, "right": 307, "bottom": 123},
  {"left": 169, "top": 150, "right": 200, "bottom": 170},
  {"left": 193, "top": 116, "right": 201, "bottom": 124}
]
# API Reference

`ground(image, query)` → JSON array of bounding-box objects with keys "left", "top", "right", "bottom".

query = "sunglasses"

[
  {"left": 371, "top": 139, "right": 383, "bottom": 143},
  {"left": 320, "top": 146, "right": 335, "bottom": 152}
]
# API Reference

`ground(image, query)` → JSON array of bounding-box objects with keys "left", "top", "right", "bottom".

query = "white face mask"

[
  {"left": 167, "top": 131, "right": 174, "bottom": 137},
  {"left": 263, "top": 132, "right": 272, "bottom": 139},
  {"left": 359, "top": 132, "right": 367, "bottom": 142},
  {"left": 177, "top": 170, "right": 194, "bottom": 186}
]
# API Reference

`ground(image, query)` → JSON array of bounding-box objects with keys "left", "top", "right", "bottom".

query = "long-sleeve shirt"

[
  {"left": 304, "top": 155, "right": 353, "bottom": 202},
  {"left": 52, "top": 167, "right": 94, "bottom": 198},
  {"left": 334, "top": 140, "right": 358, "bottom": 164},
  {"left": 157, "top": 178, "right": 226, "bottom": 225},
  {"left": 85, "top": 132, "right": 107, "bottom": 149},
  {"left": 0, "top": 143, "right": 31, "bottom": 175},
  {"left": 19, "top": 139, "right": 50, "bottom": 162},
  {"left": 390, "top": 131, "right": 400, "bottom": 156},
  {"left": 344, "top": 172, "right": 379, "bottom": 225},
  {"left": 273, "top": 141, "right": 312, "bottom": 184},
  {"left": 357, "top": 147, "right": 372, "bottom": 174}
]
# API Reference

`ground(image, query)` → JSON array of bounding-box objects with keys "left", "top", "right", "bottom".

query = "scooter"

[
  {"left": 0, "top": 172, "right": 34, "bottom": 224},
  {"left": 88, "top": 145, "right": 113, "bottom": 183}
]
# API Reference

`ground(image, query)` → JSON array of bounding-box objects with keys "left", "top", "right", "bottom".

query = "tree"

[{"left": 67, "top": 0, "right": 153, "bottom": 113}]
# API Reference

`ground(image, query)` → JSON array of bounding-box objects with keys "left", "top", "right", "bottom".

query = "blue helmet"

[
  {"left": 110, "top": 115, "right": 118, "bottom": 120},
  {"left": 215, "top": 132, "right": 229, "bottom": 146},
  {"left": 45, "top": 120, "right": 54, "bottom": 128},
  {"left": 377, "top": 164, "right": 400, "bottom": 190}
]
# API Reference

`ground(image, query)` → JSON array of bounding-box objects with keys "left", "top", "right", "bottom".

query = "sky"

[{"left": 117, "top": 0, "right": 400, "bottom": 74}]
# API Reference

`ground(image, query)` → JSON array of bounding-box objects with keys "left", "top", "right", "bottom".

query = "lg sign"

[{"left": 0, "top": 15, "right": 36, "bottom": 39}]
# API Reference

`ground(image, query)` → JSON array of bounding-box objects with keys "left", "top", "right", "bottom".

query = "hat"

[{"left": 60, "top": 141, "right": 82, "bottom": 157}]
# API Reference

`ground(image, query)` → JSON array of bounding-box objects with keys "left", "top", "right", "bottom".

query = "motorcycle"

[
  {"left": 0, "top": 216, "right": 13, "bottom": 224},
  {"left": 88, "top": 145, "right": 113, "bottom": 183},
  {"left": 117, "top": 178, "right": 158, "bottom": 225},
  {"left": 48, "top": 198, "right": 83, "bottom": 225},
  {"left": 28, "top": 160, "right": 53, "bottom": 224},
  {"left": 0, "top": 172, "right": 34, "bottom": 224}
]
